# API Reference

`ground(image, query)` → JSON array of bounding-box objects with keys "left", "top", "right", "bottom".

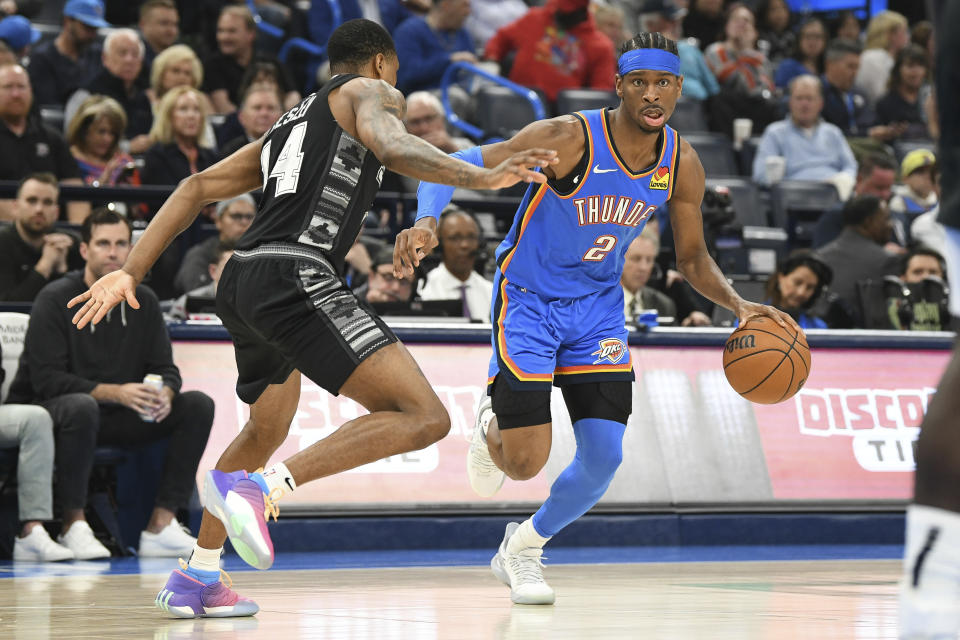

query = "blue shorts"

[{"left": 488, "top": 270, "right": 634, "bottom": 391}]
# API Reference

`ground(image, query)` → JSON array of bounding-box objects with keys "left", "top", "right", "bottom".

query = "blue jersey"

[{"left": 494, "top": 109, "right": 680, "bottom": 299}]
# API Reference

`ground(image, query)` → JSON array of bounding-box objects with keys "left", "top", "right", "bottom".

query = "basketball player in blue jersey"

[
  {"left": 398, "top": 32, "right": 801, "bottom": 605},
  {"left": 66, "top": 20, "right": 557, "bottom": 618}
]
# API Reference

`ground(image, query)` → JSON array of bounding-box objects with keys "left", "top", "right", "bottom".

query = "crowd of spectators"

[{"left": 0, "top": 0, "right": 950, "bottom": 560}]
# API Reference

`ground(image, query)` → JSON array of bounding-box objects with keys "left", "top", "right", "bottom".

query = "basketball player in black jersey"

[{"left": 67, "top": 19, "right": 557, "bottom": 618}]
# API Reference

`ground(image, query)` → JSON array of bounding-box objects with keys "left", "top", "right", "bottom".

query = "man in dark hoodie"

[{"left": 8, "top": 207, "right": 214, "bottom": 559}]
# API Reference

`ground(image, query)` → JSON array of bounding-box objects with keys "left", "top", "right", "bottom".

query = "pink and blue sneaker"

[
  {"left": 202, "top": 469, "right": 279, "bottom": 570},
  {"left": 155, "top": 562, "right": 258, "bottom": 618}
]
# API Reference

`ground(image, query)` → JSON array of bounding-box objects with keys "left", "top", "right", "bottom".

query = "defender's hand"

[
  {"left": 394, "top": 226, "right": 438, "bottom": 280},
  {"left": 483, "top": 149, "right": 558, "bottom": 189},
  {"left": 68, "top": 269, "right": 141, "bottom": 329}
]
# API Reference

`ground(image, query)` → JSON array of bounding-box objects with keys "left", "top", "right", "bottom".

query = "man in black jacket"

[{"left": 8, "top": 208, "right": 214, "bottom": 558}]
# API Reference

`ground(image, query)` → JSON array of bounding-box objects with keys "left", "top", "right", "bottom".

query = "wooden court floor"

[{"left": 0, "top": 559, "right": 901, "bottom": 639}]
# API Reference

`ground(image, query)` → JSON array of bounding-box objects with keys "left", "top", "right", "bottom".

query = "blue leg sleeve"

[
  {"left": 531, "top": 418, "right": 626, "bottom": 538},
  {"left": 415, "top": 146, "right": 484, "bottom": 222}
]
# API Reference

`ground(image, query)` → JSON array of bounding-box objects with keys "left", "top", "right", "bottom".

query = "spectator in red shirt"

[{"left": 484, "top": 0, "right": 615, "bottom": 104}]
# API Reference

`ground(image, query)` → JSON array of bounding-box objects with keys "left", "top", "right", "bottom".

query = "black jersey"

[{"left": 238, "top": 74, "right": 385, "bottom": 272}]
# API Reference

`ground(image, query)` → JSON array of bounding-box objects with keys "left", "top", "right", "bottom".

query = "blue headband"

[{"left": 618, "top": 48, "right": 680, "bottom": 76}]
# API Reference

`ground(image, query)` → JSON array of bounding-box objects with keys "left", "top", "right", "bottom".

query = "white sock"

[
  {"left": 261, "top": 462, "right": 297, "bottom": 495},
  {"left": 188, "top": 544, "right": 222, "bottom": 572},
  {"left": 507, "top": 518, "right": 551, "bottom": 554},
  {"left": 903, "top": 504, "right": 960, "bottom": 595}
]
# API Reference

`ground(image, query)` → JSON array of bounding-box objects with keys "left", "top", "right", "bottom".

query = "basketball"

[{"left": 722, "top": 316, "right": 811, "bottom": 404}]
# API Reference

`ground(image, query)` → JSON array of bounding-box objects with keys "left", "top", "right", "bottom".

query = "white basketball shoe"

[
  {"left": 467, "top": 396, "right": 505, "bottom": 497},
  {"left": 491, "top": 522, "right": 555, "bottom": 605}
]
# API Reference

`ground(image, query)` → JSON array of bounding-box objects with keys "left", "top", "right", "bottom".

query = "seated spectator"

[
  {"left": 640, "top": 0, "right": 719, "bottom": 102},
  {"left": 395, "top": 0, "right": 476, "bottom": 95},
  {"left": 756, "top": 0, "right": 793, "bottom": 63},
  {"left": 0, "top": 65, "right": 87, "bottom": 223},
  {"left": 203, "top": 5, "right": 298, "bottom": 114},
  {"left": 141, "top": 86, "right": 217, "bottom": 190},
  {"left": 811, "top": 152, "right": 899, "bottom": 248},
  {"left": 911, "top": 167, "right": 945, "bottom": 257},
  {"left": 0, "top": 174, "right": 83, "bottom": 302},
  {"left": 218, "top": 84, "right": 282, "bottom": 160},
  {"left": 763, "top": 251, "right": 832, "bottom": 329},
  {"left": 0, "top": 378, "right": 70, "bottom": 561},
  {"left": 854, "top": 10, "right": 908, "bottom": 106},
  {"left": 466, "top": 0, "right": 529, "bottom": 50},
  {"left": 592, "top": 2, "right": 630, "bottom": 50},
  {"left": 813, "top": 194, "right": 901, "bottom": 320},
  {"left": 67, "top": 95, "right": 138, "bottom": 187},
  {"left": 64, "top": 28, "right": 154, "bottom": 155},
  {"left": 168, "top": 240, "right": 233, "bottom": 320},
  {"left": 890, "top": 149, "right": 938, "bottom": 220},
  {"left": 309, "top": 0, "right": 423, "bottom": 47},
  {"left": 354, "top": 246, "right": 415, "bottom": 306},
  {"left": 420, "top": 209, "right": 493, "bottom": 320},
  {"left": 174, "top": 194, "right": 254, "bottom": 294},
  {"left": 137, "top": 0, "right": 179, "bottom": 83},
  {"left": 831, "top": 11, "right": 861, "bottom": 42},
  {"left": 7, "top": 208, "right": 214, "bottom": 558},
  {"left": 751, "top": 75, "right": 857, "bottom": 188},
  {"left": 683, "top": 0, "right": 725, "bottom": 50},
  {"left": 485, "top": 0, "right": 615, "bottom": 105},
  {"left": 148, "top": 44, "right": 210, "bottom": 111},
  {"left": 773, "top": 18, "right": 826, "bottom": 90},
  {"left": 874, "top": 44, "right": 932, "bottom": 142},
  {"left": 704, "top": 5, "right": 780, "bottom": 135},
  {"left": 622, "top": 226, "right": 712, "bottom": 326},
  {"left": 27, "top": 0, "right": 106, "bottom": 107},
  {"left": 864, "top": 246, "right": 949, "bottom": 331},
  {"left": 0, "top": 14, "right": 39, "bottom": 60}
]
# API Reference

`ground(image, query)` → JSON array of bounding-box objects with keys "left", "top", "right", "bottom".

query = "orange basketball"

[{"left": 722, "top": 316, "right": 811, "bottom": 404}]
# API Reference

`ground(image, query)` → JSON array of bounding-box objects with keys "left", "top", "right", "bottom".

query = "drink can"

[{"left": 141, "top": 374, "right": 164, "bottom": 422}]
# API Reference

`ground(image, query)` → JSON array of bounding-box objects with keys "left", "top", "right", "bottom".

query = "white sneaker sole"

[
  {"left": 202, "top": 472, "right": 273, "bottom": 570},
  {"left": 467, "top": 402, "right": 505, "bottom": 497}
]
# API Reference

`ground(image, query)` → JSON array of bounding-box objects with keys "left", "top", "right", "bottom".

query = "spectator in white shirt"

[{"left": 420, "top": 209, "right": 493, "bottom": 320}]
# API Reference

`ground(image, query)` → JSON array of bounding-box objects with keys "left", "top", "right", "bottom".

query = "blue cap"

[
  {"left": 63, "top": 0, "right": 111, "bottom": 29},
  {"left": 0, "top": 16, "right": 41, "bottom": 51}
]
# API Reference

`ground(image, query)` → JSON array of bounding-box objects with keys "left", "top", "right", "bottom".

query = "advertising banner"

[{"left": 173, "top": 340, "right": 949, "bottom": 509}]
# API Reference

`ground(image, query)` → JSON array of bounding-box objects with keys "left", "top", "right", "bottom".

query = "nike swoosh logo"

[
  {"left": 284, "top": 477, "right": 296, "bottom": 492},
  {"left": 593, "top": 164, "right": 616, "bottom": 174}
]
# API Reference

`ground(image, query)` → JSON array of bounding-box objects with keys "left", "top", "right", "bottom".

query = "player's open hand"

[
  {"left": 68, "top": 269, "right": 141, "bottom": 329},
  {"left": 734, "top": 300, "right": 803, "bottom": 336},
  {"left": 484, "top": 149, "right": 558, "bottom": 189},
  {"left": 394, "top": 225, "right": 438, "bottom": 280}
]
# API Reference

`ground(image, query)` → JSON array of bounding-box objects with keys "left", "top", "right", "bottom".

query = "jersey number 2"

[
  {"left": 583, "top": 235, "right": 617, "bottom": 262},
  {"left": 260, "top": 121, "right": 307, "bottom": 196}
]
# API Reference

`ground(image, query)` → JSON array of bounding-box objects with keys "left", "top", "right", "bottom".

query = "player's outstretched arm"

[
  {"left": 68, "top": 140, "right": 264, "bottom": 329},
  {"left": 668, "top": 139, "right": 800, "bottom": 333},
  {"left": 350, "top": 79, "right": 557, "bottom": 189}
]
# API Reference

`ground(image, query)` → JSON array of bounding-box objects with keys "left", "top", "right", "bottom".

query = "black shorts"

[{"left": 216, "top": 242, "right": 398, "bottom": 404}]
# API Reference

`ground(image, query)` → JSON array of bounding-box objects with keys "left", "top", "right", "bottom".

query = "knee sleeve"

[
  {"left": 561, "top": 381, "right": 633, "bottom": 425},
  {"left": 491, "top": 375, "right": 552, "bottom": 429}
]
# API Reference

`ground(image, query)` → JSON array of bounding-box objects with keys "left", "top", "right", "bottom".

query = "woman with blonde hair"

[
  {"left": 142, "top": 86, "right": 217, "bottom": 192},
  {"left": 148, "top": 44, "right": 216, "bottom": 115},
  {"left": 855, "top": 10, "right": 909, "bottom": 104},
  {"left": 66, "top": 95, "right": 139, "bottom": 187}
]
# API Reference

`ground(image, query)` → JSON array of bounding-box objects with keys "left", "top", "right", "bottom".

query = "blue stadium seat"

[
  {"left": 555, "top": 89, "right": 619, "bottom": 114},
  {"left": 669, "top": 98, "right": 709, "bottom": 133},
  {"left": 683, "top": 133, "right": 739, "bottom": 177},
  {"left": 476, "top": 86, "right": 541, "bottom": 139},
  {"left": 770, "top": 180, "right": 840, "bottom": 247}
]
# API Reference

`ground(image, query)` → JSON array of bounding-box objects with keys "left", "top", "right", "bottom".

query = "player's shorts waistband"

[{"left": 233, "top": 242, "right": 332, "bottom": 266}]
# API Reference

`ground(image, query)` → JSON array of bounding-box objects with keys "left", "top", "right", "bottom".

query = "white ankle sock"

[
  {"left": 507, "top": 518, "right": 551, "bottom": 554},
  {"left": 261, "top": 462, "right": 297, "bottom": 494},
  {"left": 188, "top": 544, "right": 222, "bottom": 572},
  {"left": 903, "top": 504, "right": 960, "bottom": 594}
]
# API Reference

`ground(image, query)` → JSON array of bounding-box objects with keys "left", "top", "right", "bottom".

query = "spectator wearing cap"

[
  {"left": 64, "top": 28, "right": 153, "bottom": 155},
  {"left": 27, "top": 0, "right": 108, "bottom": 107},
  {"left": 394, "top": 0, "right": 477, "bottom": 95},
  {"left": 890, "top": 149, "right": 938, "bottom": 219},
  {"left": 0, "top": 64, "right": 87, "bottom": 223},
  {"left": 484, "top": 0, "right": 615, "bottom": 104},
  {"left": 751, "top": 75, "right": 857, "bottom": 188},
  {"left": 0, "top": 14, "right": 39, "bottom": 59},
  {"left": 173, "top": 194, "right": 255, "bottom": 294},
  {"left": 639, "top": 0, "right": 719, "bottom": 102}
]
